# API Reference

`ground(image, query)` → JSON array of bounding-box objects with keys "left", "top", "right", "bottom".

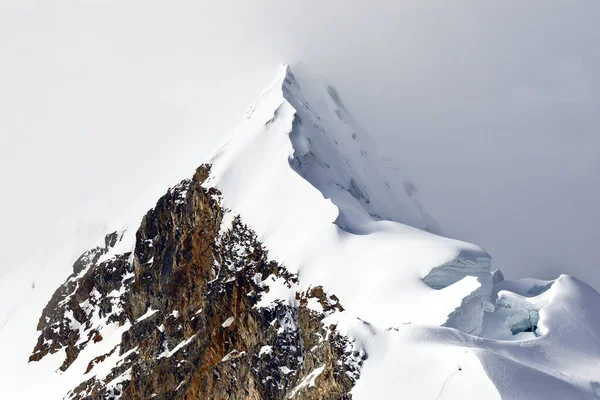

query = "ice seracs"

[{"left": 479, "top": 275, "right": 600, "bottom": 398}]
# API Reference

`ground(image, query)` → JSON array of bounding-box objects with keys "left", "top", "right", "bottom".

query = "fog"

[{"left": 1, "top": 1, "right": 599, "bottom": 288}]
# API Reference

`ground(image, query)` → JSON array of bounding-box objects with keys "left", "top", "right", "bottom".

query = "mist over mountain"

[
  {"left": 2, "top": 1, "right": 599, "bottom": 291},
  {"left": 1, "top": 2, "right": 599, "bottom": 399}
]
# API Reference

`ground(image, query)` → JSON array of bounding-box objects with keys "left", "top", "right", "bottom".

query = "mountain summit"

[{"left": 2, "top": 64, "right": 600, "bottom": 399}]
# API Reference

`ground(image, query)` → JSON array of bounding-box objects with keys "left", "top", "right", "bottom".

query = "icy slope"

[{"left": 207, "top": 64, "right": 493, "bottom": 332}]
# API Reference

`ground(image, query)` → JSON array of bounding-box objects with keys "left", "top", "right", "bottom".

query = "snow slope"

[
  {"left": 206, "top": 64, "right": 600, "bottom": 399},
  {"left": 1, "top": 63, "right": 599, "bottom": 399},
  {"left": 206, "top": 64, "right": 493, "bottom": 332}
]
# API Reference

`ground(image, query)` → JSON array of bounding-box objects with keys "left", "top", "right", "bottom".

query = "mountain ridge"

[{"left": 1, "top": 64, "right": 599, "bottom": 399}]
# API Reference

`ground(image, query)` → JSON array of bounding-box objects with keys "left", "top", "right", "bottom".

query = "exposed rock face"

[
  {"left": 29, "top": 230, "right": 131, "bottom": 371},
  {"left": 31, "top": 165, "right": 362, "bottom": 399}
]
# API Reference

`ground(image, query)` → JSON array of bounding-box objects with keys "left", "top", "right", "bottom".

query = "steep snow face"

[
  {"left": 203, "top": 65, "right": 506, "bottom": 398},
  {"left": 205, "top": 65, "right": 600, "bottom": 399},
  {"left": 281, "top": 64, "right": 440, "bottom": 235},
  {"left": 206, "top": 64, "right": 493, "bottom": 331}
]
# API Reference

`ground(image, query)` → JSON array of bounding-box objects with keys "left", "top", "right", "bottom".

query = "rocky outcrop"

[
  {"left": 29, "top": 230, "right": 131, "bottom": 371},
  {"left": 31, "top": 165, "right": 363, "bottom": 399}
]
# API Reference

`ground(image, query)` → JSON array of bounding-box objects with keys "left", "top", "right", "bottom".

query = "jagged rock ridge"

[{"left": 31, "top": 165, "right": 362, "bottom": 399}]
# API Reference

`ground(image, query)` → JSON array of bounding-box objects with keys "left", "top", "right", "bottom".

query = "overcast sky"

[{"left": 1, "top": 1, "right": 599, "bottom": 289}]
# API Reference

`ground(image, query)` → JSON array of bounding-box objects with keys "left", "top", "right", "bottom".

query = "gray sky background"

[{"left": 1, "top": 1, "right": 599, "bottom": 289}]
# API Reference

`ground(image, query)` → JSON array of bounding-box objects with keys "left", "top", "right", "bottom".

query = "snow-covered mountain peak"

[
  {"left": 206, "top": 63, "right": 493, "bottom": 332},
  {"left": 234, "top": 64, "right": 435, "bottom": 233},
  {"left": 265, "top": 63, "right": 441, "bottom": 234},
  {"left": 3, "top": 64, "right": 600, "bottom": 400}
]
